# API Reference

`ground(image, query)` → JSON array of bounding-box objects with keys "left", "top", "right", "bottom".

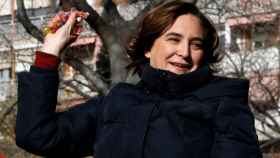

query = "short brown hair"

[{"left": 127, "top": 1, "right": 221, "bottom": 74}]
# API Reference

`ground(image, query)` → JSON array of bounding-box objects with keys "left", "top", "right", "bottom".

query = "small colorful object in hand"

[{"left": 43, "top": 11, "right": 89, "bottom": 36}]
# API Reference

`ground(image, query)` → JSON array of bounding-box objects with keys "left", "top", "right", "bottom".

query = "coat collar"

[{"left": 140, "top": 64, "right": 212, "bottom": 96}]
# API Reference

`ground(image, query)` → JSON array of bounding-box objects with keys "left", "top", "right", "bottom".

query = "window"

[
  {"left": 253, "top": 41, "right": 264, "bottom": 49},
  {"left": 0, "top": 68, "right": 11, "bottom": 82}
]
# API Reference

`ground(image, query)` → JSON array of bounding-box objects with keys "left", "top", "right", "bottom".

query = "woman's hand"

[{"left": 40, "top": 11, "right": 87, "bottom": 57}]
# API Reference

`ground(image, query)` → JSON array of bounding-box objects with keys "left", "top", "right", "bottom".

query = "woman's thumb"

[{"left": 65, "top": 11, "right": 78, "bottom": 29}]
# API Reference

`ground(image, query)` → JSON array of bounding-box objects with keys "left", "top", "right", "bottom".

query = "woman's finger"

[{"left": 64, "top": 11, "right": 78, "bottom": 29}]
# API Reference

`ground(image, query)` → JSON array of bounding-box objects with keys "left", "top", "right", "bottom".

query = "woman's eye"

[
  {"left": 167, "top": 38, "right": 180, "bottom": 43},
  {"left": 191, "top": 43, "right": 203, "bottom": 50}
]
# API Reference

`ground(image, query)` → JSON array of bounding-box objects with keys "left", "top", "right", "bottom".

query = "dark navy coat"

[{"left": 16, "top": 65, "right": 262, "bottom": 158}]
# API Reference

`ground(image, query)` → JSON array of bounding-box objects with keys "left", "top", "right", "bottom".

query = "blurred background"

[{"left": 0, "top": 0, "right": 280, "bottom": 157}]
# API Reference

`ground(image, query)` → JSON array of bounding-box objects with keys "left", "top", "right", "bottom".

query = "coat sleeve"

[
  {"left": 16, "top": 66, "right": 104, "bottom": 157},
  {"left": 211, "top": 96, "right": 262, "bottom": 158}
]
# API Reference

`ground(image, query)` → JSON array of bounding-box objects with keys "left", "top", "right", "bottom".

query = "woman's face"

[{"left": 145, "top": 14, "right": 205, "bottom": 75}]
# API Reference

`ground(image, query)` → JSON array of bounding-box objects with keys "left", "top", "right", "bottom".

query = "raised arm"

[{"left": 16, "top": 11, "right": 103, "bottom": 157}]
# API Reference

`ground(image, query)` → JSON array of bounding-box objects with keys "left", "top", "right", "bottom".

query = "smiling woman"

[
  {"left": 127, "top": 1, "right": 220, "bottom": 75},
  {"left": 144, "top": 14, "right": 204, "bottom": 74},
  {"left": 16, "top": 1, "right": 262, "bottom": 158}
]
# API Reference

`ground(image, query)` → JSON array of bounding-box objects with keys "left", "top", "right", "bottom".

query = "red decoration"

[{"left": 43, "top": 11, "right": 89, "bottom": 36}]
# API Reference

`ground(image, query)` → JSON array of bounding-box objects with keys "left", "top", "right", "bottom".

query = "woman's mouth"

[
  {"left": 170, "top": 62, "right": 192, "bottom": 68},
  {"left": 169, "top": 62, "right": 193, "bottom": 72}
]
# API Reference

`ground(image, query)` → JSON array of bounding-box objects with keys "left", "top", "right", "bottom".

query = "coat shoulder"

[{"left": 193, "top": 76, "right": 249, "bottom": 99}]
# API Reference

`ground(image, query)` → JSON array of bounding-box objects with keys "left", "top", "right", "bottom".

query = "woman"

[{"left": 16, "top": 1, "right": 262, "bottom": 158}]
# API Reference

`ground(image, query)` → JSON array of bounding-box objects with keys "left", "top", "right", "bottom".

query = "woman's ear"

[{"left": 144, "top": 51, "right": 151, "bottom": 58}]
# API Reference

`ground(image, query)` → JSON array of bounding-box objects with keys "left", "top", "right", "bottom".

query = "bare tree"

[
  {"left": 3, "top": 0, "right": 280, "bottom": 156},
  {"left": 214, "top": 0, "right": 280, "bottom": 153}
]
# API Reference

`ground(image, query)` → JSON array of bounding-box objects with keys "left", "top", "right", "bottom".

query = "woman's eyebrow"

[
  {"left": 165, "top": 32, "right": 183, "bottom": 38},
  {"left": 165, "top": 32, "right": 204, "bottom": 42}
]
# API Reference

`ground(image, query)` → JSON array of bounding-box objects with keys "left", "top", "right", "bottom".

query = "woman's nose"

[{"left": 177, "top": 41, "right": 190, "bottom": 58}]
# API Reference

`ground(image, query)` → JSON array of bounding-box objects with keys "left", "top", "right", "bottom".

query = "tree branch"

[
  {"left": 63, "top": 56, "right": 110, "bottom": 95},
  {"left": 72, "top": 0, "right": 130, "bottom": 84},
  {"left": 131, "top": 0, "right": 162, "bottom": 26},
  {"left": 102, "top": 0, "right": 125, "bottom": 26},
  {"left": 62, "top": 80, "right": 92, "bottom": 98},
  {"left": 261, "top": 138, "right": 280, "bottom": 150},
  {"left": 16, "top": 0, "right": 44, "bottom": 42}
]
